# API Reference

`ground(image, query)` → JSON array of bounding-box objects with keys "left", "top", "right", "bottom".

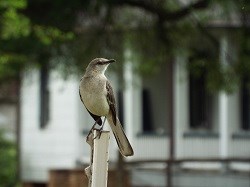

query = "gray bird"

[{"left": 79, "top": 58, "right": 134, "bottom": 157}]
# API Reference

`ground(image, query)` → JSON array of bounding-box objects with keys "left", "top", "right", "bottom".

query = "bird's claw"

[
  {"left": 93, "top": 126, "right": 104, "bottom": 139},
  {"left": 86, "top": 126, "right": 103, "bottom": 143},
  {"left": 86, "top": 118, "right": 105, "bottom": 142}
]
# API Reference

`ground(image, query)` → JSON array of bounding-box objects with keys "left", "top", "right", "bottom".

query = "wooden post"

[
  {"left": 85, "top": 130, "right": 110, "bottom": 187},
  {"left": 117, "top": 151, "right": 125, "bottom": 187}
]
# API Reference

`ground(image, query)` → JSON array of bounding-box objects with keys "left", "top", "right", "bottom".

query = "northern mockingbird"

[{"left": 79, "top": 58, "right": 134, "bottom": 157}]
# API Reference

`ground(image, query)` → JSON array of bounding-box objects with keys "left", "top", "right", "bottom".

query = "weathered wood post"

[{"left": 85, "top": 130, "right": 110, "bottom": 187}]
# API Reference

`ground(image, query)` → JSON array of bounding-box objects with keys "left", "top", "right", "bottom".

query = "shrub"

[{"left": 0, "top": 129, "right": 18, "bottom": 187}]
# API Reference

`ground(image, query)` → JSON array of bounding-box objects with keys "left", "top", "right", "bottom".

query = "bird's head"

[{"left": 86, "top": 58, "right": 115, "bottom": 75}]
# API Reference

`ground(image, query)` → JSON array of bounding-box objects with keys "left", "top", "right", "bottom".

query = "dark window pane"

[
  {"left": 40, "top": 65, "right": 50, "bottom": 129},
  {"left": 142, "top": 89, "right": 153, "bottom": 132},
  {"left": 189, "top": 72, "right": 211, "bottom": 129},
  {"left": 141, "top": 62, "right": 171, "bottom": 134},
  {"left": 241, "top": 78, "right": 250, "bottom": 130}
]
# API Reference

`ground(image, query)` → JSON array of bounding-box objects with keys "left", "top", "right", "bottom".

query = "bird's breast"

[{"left": 80, "top": 76, "right": 110, "bottom": 116}]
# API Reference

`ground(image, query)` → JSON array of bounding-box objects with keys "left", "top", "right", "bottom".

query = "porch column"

[
  {"left": 123, "top": 47, "right": 134, "bottom": 143},
  {"left": 174, "top": 54, "right": 189, "bottom": 158},
  {"left": 219, "top": 36, "right": 230, "bottom": 158}
]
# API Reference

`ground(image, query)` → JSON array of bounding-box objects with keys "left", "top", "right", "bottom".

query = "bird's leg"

[
  {"left": 93, "top": 117, "right": 107, "bottom": 139},
  {"left": 86, "top": 120, "right": 99, "bottom": 142}
]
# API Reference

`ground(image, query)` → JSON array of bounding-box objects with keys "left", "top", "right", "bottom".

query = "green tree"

[
  {"left": 0, "top": 130, "right": 17, "bottom": 187},
  {"left": 1, "top": 0, "right": 250, "bottom": 91},
  {"left": 0, "top": 0, "right": 74, "bottom": 81}
]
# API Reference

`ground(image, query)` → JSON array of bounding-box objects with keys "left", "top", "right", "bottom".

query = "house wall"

[
  {"left": 21, "top": 69, "right": 80, "bottom": 182},
  {"left": 174, "top": 55, "right": 221, "bottom": 158},
  {"left": 173, "top": 36, "right": 250, "bottom": 164},
  {"left": 20, "top": 38, "right": 250, "bottom": 183},
  {"left": 122, "top": 49, "right": 170, "bottom": 160},
  {"left": 227, "top": 86, "right": 250, "bottom": 157}
]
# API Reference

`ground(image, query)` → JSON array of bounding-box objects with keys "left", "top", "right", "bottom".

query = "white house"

[{"left": 20, "top": 32, "right": 250, "bottom": 186}]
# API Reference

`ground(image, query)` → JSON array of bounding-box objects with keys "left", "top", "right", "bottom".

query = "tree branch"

[{"left": 116, "top": 0, "right": 209, "bottom": 22}]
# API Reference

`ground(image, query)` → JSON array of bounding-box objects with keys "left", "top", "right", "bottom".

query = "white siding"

[
  {"left": 174, "top": 53, "right": 222, "bottom": 159},
  {"left": 133, "top": 136, "right": 169, "bottom": 159},
  {"left": 20, "top": 49, "right": 250, "bottom": 183},
  {"left": 21, "top": 69, "right": 80, "bottom": 182}
]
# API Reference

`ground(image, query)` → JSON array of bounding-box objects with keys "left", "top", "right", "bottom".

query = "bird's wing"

[
  {"left": 106, "top": 80, "right": 117, "bottom": 125},
  {"left": 105, "top": 81, "right": 134, "bottom": 156},
  {"left": 79, "top": 88, "right": 102, "bottom": 126}
]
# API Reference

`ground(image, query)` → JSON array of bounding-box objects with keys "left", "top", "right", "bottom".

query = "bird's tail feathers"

[{"left": 107, "top": 113, "right": 134, "bottom": 157}]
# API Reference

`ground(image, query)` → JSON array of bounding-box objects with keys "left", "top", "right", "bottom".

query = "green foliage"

[
  {"left": 0, "top": 53, "right": 27, "bottom": 80},
  {"left": 69, "top": 29, "right": 124, "bottom": 75},
  {"left": 1, "top": 8, "right": 30, "bottom": 39},
  {"left": 0, "top": 0, "right": 75, "bottom": 81},
  {"left": 0, "top": 130, "right": 18, "bottom": 187},
  {"left": 33, "top": 25, "right": 74, "bottom": 46},
  {"left": 0, "top": 0, "right": 26, "bottom": 9},
  {"left": 0, "top": 0, "right": 30, "bottom": 39},
  {"left": 0, "top": 0, "right": 249, "bottom": 92},
  {"left": 125, "top": 29, "right": 170, "bottom": 75}
]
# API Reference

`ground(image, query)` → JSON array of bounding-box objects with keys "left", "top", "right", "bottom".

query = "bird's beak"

[{"left": 107, "top": 59, "right": 116, "bottom": 64}]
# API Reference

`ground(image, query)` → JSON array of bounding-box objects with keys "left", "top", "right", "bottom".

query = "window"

[
  {"left": 141, "top": 62, "right": 172, "bottom": 134},
  {"left": 40, "top": 65, "right": 50, "bottom": 128},
  {"left": 189, "top": 70, "right": 213, "bottom": 129},
  {"left": 142, "top": 89, "right": 153, "bottom": 132},
  {"left": 241, "top": 78, "right": 250, "bottom": 130}
]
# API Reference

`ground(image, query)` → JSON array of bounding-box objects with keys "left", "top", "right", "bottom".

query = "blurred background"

[{"left": 0, "top": 0, "right": 250, "bottom": 186}]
